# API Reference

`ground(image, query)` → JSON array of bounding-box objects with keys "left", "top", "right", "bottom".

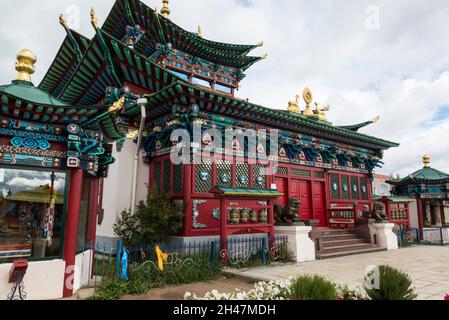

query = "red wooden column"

[
  {"left": 220, "top": 197, "right": 228, "bottom": 266},
  {"left": 183, "top": 164, "right": 193, "bottom": 236},
  {"left": 417, "top": 197, "right": 424, "bottom": 238},
  {"left": 63, "top": 168, "right": 83, "bottom": 298}
]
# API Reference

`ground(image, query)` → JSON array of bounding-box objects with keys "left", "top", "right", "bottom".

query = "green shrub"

[
  {"left": 364, "top": 265, "right": 417, "bottom": 300},
  {"left": 289, "top": 275, "right": 338, "bottom": 300},
  {"left": 88, "top": 277, "right": 128, "bottom": 300},
  {"left": 114, "top": 184, "right": 184, "bottom": 246}
]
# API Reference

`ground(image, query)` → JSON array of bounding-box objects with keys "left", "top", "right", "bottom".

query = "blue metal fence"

[
  {"left": 81, "top": 235, "right": 289, "bottom": 288},
  {"left": 396, "top": 227, "right": 449, "bottom": 247}
]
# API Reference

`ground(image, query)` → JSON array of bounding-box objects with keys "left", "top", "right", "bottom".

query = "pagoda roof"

[
  {"left": 0, "top": 80, "right": 66, "bottom": 106},
  {"left": 138, "top": 81, "right": 399, "bottom": 151},
  {"left": 372, "top": 195, "right": 416, "bottom": 203},
  {"left": 38, "top": 28, "right": 179, "bottom": 105},
  {"left": 102, "top": 0, "right": 261, "bottom": 68},
  {"left": 388, "top": 166, "right": 449, "bottom": 186},
  {"left": 39, "top": 31, "right": 91, "bottom": 97},
  {"left": 0, "top": 79, "right": 109, "bottom": 126}
]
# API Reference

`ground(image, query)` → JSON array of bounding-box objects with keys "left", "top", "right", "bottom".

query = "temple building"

[
  {"left": 388, "top": 155, "right": 449, "bottom": 229},
  {"left": 1, "top": 0, "right": 400, "bottom": 299}
]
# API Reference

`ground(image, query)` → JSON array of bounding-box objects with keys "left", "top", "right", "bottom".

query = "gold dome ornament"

[
  {"left": 161, "top": 0, "right": 170, "bottom": 18},
  {"left": 15, "top": 49, "right": 37, "bottom": 82},
  {"left": 288, "top": 95, "right": 301, "bottom": 113},
  {"left": 302, "top": 87, "right": 314, "bottom": 117},
  {"left": 423, "top": 154, "right": 431, "bottom": 168}
]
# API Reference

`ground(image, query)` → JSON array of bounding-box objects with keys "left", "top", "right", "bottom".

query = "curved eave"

[
  {"left": 140, "top": 81, "right": 399, "bottom": 150},
  {"left": 337, "top": 120, "right": 374, "bottom": 132},
  {"left": 39, "top": 31, "right": 91, "bottom": 96},
  {"left": 0, "top": 91, "right": 108, "bottom": 125},
  {"left": 101, "top": 0, "right": 259, "bottom": 59}
]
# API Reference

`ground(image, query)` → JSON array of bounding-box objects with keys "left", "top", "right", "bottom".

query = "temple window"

[
  {"left": 253, "top": 164, "right": 266, "bottom": 187},
  {"left": 173, "top": 164, "right": 183, "bottom": 193},
  {"left": 360, "top": 177, "right": 368, "bottom": 200},
  {"left": 76, "top": 175, "right": 96, "bottom": 252},
  {"left": 168, "top": 70, "right": 189, "bottom": 81},
  {"left": 163, "top": 160, "right": 171, "bottom": 193},
  {"left": 330, "top": 174, "right": 340, "bottom": 199},
  {"left": 351, "top": 176, "right": 360, "bottom": 200},
  {"left": 236, "top": 162, "right": 250, "bottom": 188},
  {"left": 192, "top": 76, "right": 211, "bottom": 88},
  {"left": 195, "top": 158, "right": 213, "bottom": 193},
  {"left": 340, "top": 175, "right": 350, "bottom": 200},
  {"left": 153, "top": 161, "right": 162, "bottom": 189},
  {"left": 0, "top": 167, "right": 67, "bottom": 261},
  {"left": 214, "top": 83, "right": 232, "bottom": 94},
  {"left": 217, "top": 159, "right": 232, "bottom": 187}
]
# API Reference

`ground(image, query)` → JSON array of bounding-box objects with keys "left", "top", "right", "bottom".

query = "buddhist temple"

[{"left": 0, "top": 0, "right": 400, "bottom": 299}]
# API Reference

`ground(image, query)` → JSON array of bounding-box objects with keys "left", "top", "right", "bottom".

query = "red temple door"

[
  {"left": 312, "top": 181, "right": 326, "bottom": 226},
  {"left": 299, "top": 180, "right": 312, "bottom": 221},
  {"left": 274, "top": 177, "right": 287, "bottom": 206}
]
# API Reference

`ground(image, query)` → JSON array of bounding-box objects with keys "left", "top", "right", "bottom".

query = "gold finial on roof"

[
  {"left": 161, "top": 0, "right": 170, "bottom": 18},
  {"left": 314, "top": 102, "right": 329, "bottom": 121},
  {"left": 261, "top": 53, "right": 268, "bottom": 59},
  {"left": 59, "top": 14, "right": 68, "bottom": 28},
  {"left": 423, "top": 154, "right": 431, "bottom": 168},
  {"left": 90, "top": 7, "right": 98, "bottom": 29},
  {"left": 15, "top": 49, "right": 37, "bottom": 82},
  {"left": 302, "top": 87, "right": 314, "bottom": 117},
  {"left": 257, "top": 41, "right": 264, "bottom": 47},
  {"left": 288, "top": 95, "right": 300, "bottom": 113},
  {"left": 372, "top": 115, "right": 380, "bottom": 123},
  {"left": 197, "top": 25, "right": 203, "bottom": 38}
]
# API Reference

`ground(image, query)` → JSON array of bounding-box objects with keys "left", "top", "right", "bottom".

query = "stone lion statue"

[
  {"left": 275, "top": 198, "right": 302, "bottom": 226},
  {"left": 370, "top": 203, "right": 388, "bottom": 222}
]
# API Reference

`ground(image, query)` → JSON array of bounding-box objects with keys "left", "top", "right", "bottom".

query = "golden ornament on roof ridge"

[{"left": 15, "top": 49, "right": 37, "bottom": 82}]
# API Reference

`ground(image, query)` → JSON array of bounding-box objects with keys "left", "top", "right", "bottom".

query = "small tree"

[
  {"left": 113, "top": 184, "right": 184, "bottom": 245},
  {"left": 364, "top": 265, "right": 417, "bottom": 300}
]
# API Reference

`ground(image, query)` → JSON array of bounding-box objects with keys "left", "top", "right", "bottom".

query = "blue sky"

[{"left": 1, "top": 0, "right": 449, "bottom": 176}]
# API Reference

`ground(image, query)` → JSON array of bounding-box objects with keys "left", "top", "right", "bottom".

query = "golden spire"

[
  {"left": 90, "top": 7, "right": 98, "bottom": 29},
  {"left": 257, "top": 41, "right": 264, "bottom": 47},
  {"left": 197, "top": 25, "right": 203, "bottom": 38},
  {"left": 288, "top": 95, "right": 300, "bottom": 113},
  {"left": 423, "top": 154, "right": 431, "bottom": 168},
  {"left": 161, "top": 0, "right": 170, "bottom": 18},
  {"left": 59, "top": 14, "right": 68, "bottom": 29},
  {"left": 261, "top": 53, "right": 268, "bottom": 59},
  {"left": 15, "top": 49, "right": 37, "bottom": 82},
  {"left": 315, "top": 102, "right": 329, "bottom": 121},
  {"left": 302, "top": 87, "right": 314, "bottom": 117},
  {"left": 372, "top": 115, "right": 380, "bottom": 123}
]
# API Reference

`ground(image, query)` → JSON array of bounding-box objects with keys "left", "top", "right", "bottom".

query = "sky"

[{"left": 1, "top": 0, "right": 449, "bottom": 177}]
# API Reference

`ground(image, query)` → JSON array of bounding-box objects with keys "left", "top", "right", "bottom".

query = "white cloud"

[{"left": 1, "top": 0, "right": 449, "bottom": 176}]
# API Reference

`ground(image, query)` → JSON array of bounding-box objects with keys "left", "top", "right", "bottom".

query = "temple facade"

[
  {"left": 389, "top": 155, "right": 449, "bottom": 229},
  {"left": 1, "top": 0, "right": 400, "bottom": 299}
]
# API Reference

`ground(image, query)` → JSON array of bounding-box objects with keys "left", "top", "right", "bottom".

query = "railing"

[
  {"left": 396, "top": 227, "right": 449, "bottom": 247},
  {"left": 80, "top": 235, "right": 289, "bottom": 288}
]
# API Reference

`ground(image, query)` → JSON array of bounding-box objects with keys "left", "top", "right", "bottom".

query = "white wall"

[
  {"left": 0, "top": 259, "right": 65, "bottom": 300},
  {"left": 98, "top": 140, "right": 149, "bottom": 240},
  {"left": 73, "top": 250, "right": 94, "bottom": 293},
  {"left": 409, "top": 201, "right": 419, "bottom": 229}
]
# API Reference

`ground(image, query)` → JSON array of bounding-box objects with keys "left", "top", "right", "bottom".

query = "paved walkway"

[{"left": 230, "top": 246, "right": 449, "bottom": 300}]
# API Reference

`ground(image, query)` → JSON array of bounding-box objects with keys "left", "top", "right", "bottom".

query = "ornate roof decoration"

[
  {"left": 388, "top": 154, "right": 449, "bottom": 186},
  {"left": 338, "top": 116, "right": 380, "bottom": 132}
]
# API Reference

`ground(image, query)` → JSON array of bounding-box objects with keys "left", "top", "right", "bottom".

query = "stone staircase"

[{"left": 315, "top": 228, "right": 385, "bottom": 259}]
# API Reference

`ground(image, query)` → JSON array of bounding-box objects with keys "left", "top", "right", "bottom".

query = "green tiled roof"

[
  {"left": 214, "top": 186, "right": 283, "bottom": 198},
  {"left": 388, "top": 166, "right": 449, "bottom": 185},
  {"left": 372, "top": 195, "right": 416, "bottom": 202},
  {"left": 0, "top": 80, "right": 66, "bottom": 106}
]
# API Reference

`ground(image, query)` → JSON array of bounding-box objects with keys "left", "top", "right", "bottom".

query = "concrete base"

[
  {"left": 369, "top": 223, "right": 398, "bottom": 250},
  {"left": 275, "top": 226, "right": 315, "bottom": 263}
]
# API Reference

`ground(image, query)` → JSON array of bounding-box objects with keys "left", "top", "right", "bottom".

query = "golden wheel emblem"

[{"left": 303, "top": 87, "right": 313, "bottom": 107}]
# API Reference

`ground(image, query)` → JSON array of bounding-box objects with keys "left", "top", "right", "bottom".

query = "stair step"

[
  {"left": 322, "top": 234, "right": 360, "bottom": 241},
  {"left": 318, "top": 243, "right": 374, "bottom": 253},
  {"left": 316, "top": 247, "right": 386, "bottom": 259},
  {"left": 321, "top": 238, "right": 366, "bottom": 247}
]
